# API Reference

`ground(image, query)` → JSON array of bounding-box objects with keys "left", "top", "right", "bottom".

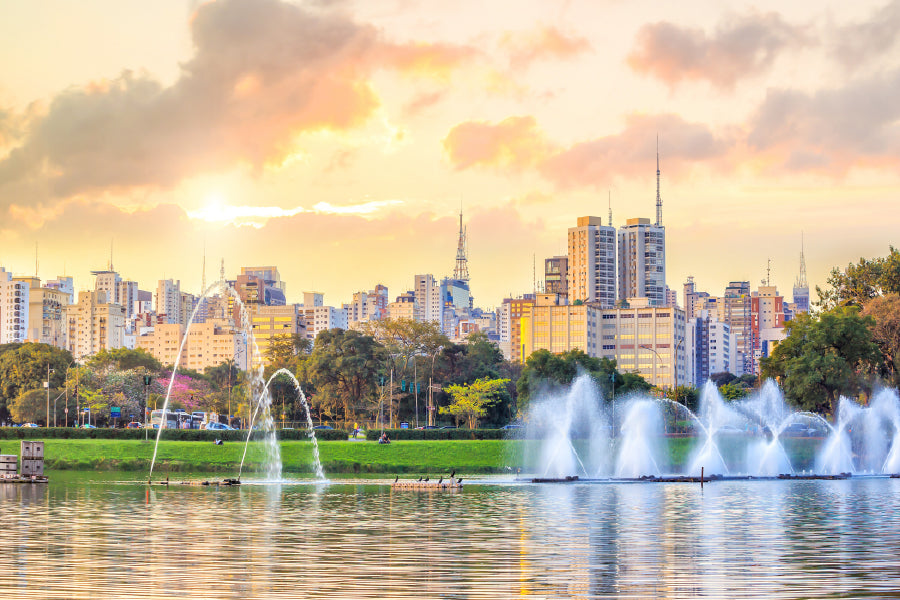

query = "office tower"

[
  {"left": 544, "top": 256, "right": 568, "bottom": 296},
  {"left": 567, "top": 216, "right": 616, "bottom": 307},
  {"left": 618, "top": 217, "right": 666, "bottom": 306},
  {"left": 0, "top": 267, "right": 29, "bottom": 344}
]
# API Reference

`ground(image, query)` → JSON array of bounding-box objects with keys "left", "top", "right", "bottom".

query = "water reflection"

[{"left": 2, "top": 477, "right": 900, "bottom": 598}]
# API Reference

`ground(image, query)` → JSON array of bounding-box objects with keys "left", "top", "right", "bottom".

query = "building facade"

[
  {"left": 64, "top": 290, "right": 126, "bottom": 360},
  {"left": 567, "top": 216, "right": 616, "bottom": 307},
  {"left": 618, "top": 218, "right": 666, "bottom": 307}
]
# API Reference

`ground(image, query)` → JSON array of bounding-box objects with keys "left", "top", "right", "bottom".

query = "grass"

[{"left": 1, "top": 435, "right": 825, "bottom": 476}]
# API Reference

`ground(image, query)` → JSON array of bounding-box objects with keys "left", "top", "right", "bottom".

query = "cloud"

[
  {"left": 0, "top": 0, "right": 476, "bottom": 206},
  {"left": 746, "top": 68, "right": 900, "bottom": 174},
  {"left": 627, "top": 12, "right": 807, "bottom": 90},
  {"left": 500, "top": 26, "right": 591, "bottom": 69},
  {"left": 442, "top": 116, "right": 554, "bottom": 171},
  {"left": 186, "top": 199, "right": 404, "bottom": 227},
  {"left": 443, "top": 113, "right": 730, "bottom": 187},
  {"left": 830, "top": 0, "right": 900, "bottom": 70}
]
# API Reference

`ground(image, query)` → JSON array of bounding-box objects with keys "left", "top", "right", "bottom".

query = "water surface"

[{"left": 2, "top": 473, "right": 899, "bottom": 599}]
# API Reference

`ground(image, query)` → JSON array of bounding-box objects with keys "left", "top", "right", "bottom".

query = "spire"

[
  {"left": 608, "top": 190, "right": 613, "bottom": 227},
  {"left": 220, "top": 258, "right": 225, "bottom": 283},
  {"left": 454, "top": 209, "right": 469, "bottom": 283},
  {"left": 109, "top": 239, "right": 114, "bottom": 271},
  {"left": 796, "top": 233, "right": 808, "bottom": 288},
  {"left": 655, "top": 136, "right": 662, "bottom": 227}
]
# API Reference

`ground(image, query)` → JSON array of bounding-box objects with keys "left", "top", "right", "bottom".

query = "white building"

[
  {"left": 0, "top": 267, "right": 29, "bottom": 344},
  {"left": 301, "top": 305, "right": 348, "bottom": 341},
  {"left": 64, "top": 290, "right": 125, "bottom": 360},
  {"left": 156, "top": 279, "right": 182, "bottom": 325},
  {"left": 618, "top": 218, "right": 666, "bottom": 307},
  {"left": 567, "top": 216, "right": 616, "bottom": 307},
  {"left": 597, "top": 298, "right": 686, "bottom": 388},
  {"left": 414, "top": 274, "right": 443, "bottom": 328}
]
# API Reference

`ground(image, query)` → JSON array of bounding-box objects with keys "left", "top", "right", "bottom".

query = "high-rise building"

[
  {"left": 117, "top": 280, "right": 140, "bottom": 323},
  {"left": 46, "top": 276, "right": 75, "bottom": 305},
  {"left": 597, "top": 298, "right": 687, "bottom": 388},
  {"left": 0, "top": 267, "right": 29, "bottom": 344},
  {"left": 721, "top": 281, "right": 753, "bottom": 375},
  {"left": 544, "top": 256, "right": 568, "bottom": 296},
  {"left": 388, "top": 291, "right": 417, "bottom": 321},
  {"left": 618, "top": 217, "right": 666, "bottom": 306},
  {"left": 751, "top": 284, "right": 786, "bottom": 371},
  {"left": 520, "top": 293, "right": 601, "bottom": 358},
  {"left": 92, "top": 268, "right": 121, "bottom": 306},
  {"left": 237, "top": 267, "right": 286, "bottom": 306},
  {"left": 156, "top": 279, "right": 182, "bottom": 325},
  {"left": 685, "top": 310, "right": 734, "bottom": 385},
  {"left": 501, "top": 295, "right": 536, "bottom": 362},
  {"left": 789, "top": 238, "right": 810, "bottom": 317},
  {"left": 11, "top": 276, "right": 67, "bottom": 347},
  {"left": 64, "top": 290, "right": 125, "bottom": 360},
  {"left": 414, "top": 274, "right": 443, "bottom": 327},
  {"left": 246, "top": 304, "right": 306, "bottom": 366},
  {"left": 300, "top": 304, "right": 348, "bottom": 341},
  {"left": 567, "top": 216, "right": 616, "bottom": 307},
  {"left": 138, "top": 319, "right": 242, "bottom": 373},
  {"left": 683, "top": 276, "right": 710, "bottom": 321}
]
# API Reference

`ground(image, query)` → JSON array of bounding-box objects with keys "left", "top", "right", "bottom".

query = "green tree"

[
  {"left": 719, "top": 383, "right": 749, "bottom": 401},
  {"left": 861, "top": 293, "right": 900, "bottom": 386},
  {"left": 265, "top": 334, "right": 310, "bottom": 370},
  {"left": 516, "top": 349, "right": 626, "bottom": 414},
  {"left": 0, "top": 343, "right": 74, "bottom": 421},
  {"left": 306, "top": 329, "right": 387, "bottom": 423},
  {"left": 8, "top": 388, "right": 63, "bottom": 425},
  {"left": 440, "top": 377, "right": 510, "bottom": 429},
  {"left": 816, "top": 246, "right": 900, "bottom": 310},
  {"left": 761, "top": 307, "right": 881, "bottom": 415},
  {"left": 87, "top": 347, "right": 161, "bottom": 372},
  {"left": 665, "top": 385, "right": 700, "bottom": 413}
]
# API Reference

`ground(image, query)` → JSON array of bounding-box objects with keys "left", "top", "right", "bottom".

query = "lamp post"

[
  {"left": 428, "top": 346, "right": 443, "bottom": 428},
  {"left": 45, "top": 364, "right": 53, "bottom": 427},
  {"left": 639, "top": 344, "right": 661, "bottom": 389}
]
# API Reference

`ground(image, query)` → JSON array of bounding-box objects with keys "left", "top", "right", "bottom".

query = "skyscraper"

[
  {"left": 618, "top": 218, "right": 666, "bottom": 306},
  {"left": 567, "top": 216, "right": 616, "bottom": 307}
]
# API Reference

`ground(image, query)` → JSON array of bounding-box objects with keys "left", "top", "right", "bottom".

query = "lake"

[{"left": 2, "top": 473, "right": 900, "bottom": 599}]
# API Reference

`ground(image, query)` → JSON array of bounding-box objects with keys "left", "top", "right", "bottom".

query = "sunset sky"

[{"left": 1, "top": 0, "right": 898, "bottom": 308}]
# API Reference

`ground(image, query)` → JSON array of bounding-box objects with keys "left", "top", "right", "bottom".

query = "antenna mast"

[
  {"left": 655, "top": 136, "right": 662, "bottom": 227},
  {"left": 453, "top": 209, "right": 469, "bottom": 283},
  {"left": 608, "top": 190, "right": 613, "bottom": 227},
  {"left": 797, "top": 233, "right": 808, "bottom": 288}
]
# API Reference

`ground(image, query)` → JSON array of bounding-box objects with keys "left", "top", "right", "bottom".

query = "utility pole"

[{"left": 46, "top": 364, "right": 51, "bottom": 427}]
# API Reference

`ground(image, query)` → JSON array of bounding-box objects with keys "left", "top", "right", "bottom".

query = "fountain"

[
  {"left": 259, "top": 368, "right": 325, "bottom": 480},
  {"left": 148, "top": 279, "right": 281, "bottom": 483},
  {"left": 517, "top": 373, "right": 900, "bottom": 481}
]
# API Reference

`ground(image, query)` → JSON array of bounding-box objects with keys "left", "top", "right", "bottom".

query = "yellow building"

[
  {"left": 137, "top": 318, "right": 239, "bottom": 372},
  {"left": 519, "top": 293, "right": 599, "bottom": 360},
  {"left": 247, "top": 304, "right": 306, "bottom": 367}
]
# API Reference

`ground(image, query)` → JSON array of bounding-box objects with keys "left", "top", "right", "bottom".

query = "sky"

[{"left": 1, "top": 0, "right": 898, "bottom": 308}]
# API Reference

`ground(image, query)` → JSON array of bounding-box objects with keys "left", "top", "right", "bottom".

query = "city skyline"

[{"left": 1, "top": 1, "right": 898, "bottom": 307}]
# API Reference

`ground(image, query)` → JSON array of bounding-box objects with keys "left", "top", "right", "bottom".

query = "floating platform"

[
  {"left": 149, "top": 478, "right": 241, "bottom": 487},
  {"left": 391, "top": 479, "right": 463, "bottom": 491},
  {"left": 0, "top": 475, "right": 48, "bottom": 484}
]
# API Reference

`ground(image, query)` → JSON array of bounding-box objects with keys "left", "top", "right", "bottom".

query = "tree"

[
  {"left": 306, "top": 329, "right": 387, "bottom": 423},
  {"left": 719, "top": 383, "right": 748, "bottom": 401},
  {"left": 760, "top": 307, "right": 881, "bottom": 415},
  {"left": 709, "top": 372, "right": 737, "bottom": 387},
  {"left": 0, "top": 343, "right": 74, "bottom": 421},
  {"left": 265, "top": 334, "right": 310, "bottom": 369},
  {"left": 861, "top": 293, "right": 900, "bottom": 386},
  {"left": 816, "top": 246, "right": 900, "bottom": 310},
  {"left": 516, "top": 349, "right": 626, "bottom": 414},
  {"left": 440, "top": 377, "right": 510, "bottom": 429},
  {"left": 88, "top": 347, "right": 161, "bottom": 372},
  {"left": 9, "top": 388, "right": 65, "bottom": 425},
  {"left": 665, "top": 385, "right": 700, "bottom": 413}
]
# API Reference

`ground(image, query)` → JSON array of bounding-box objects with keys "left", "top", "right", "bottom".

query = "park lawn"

[{"left": 5, "top": 438, "right": 512, "bottom": 475}]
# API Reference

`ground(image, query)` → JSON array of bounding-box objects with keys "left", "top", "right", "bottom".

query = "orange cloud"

[
  {"left": 501, "top": 26, "right": 591, "bottom": 69},
  {"left": 442, "top": 116, "right": 553, "bottom": 171},
  {"left": 443, "top": 113, "right": 730, "bottom": 186},
  {"left": 0, "top": 0, "right": 476, "bottom": 207},
  {"left": 627, "top": 12, "right": 806, "bottom": 90}
]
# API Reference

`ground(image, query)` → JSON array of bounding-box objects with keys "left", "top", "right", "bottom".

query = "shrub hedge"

[
  {"left": 365, "top": 428, "right": 510, "bottom": 441},
  {"left": 0, "top": 426, "right": 348, "bottom": 442}
]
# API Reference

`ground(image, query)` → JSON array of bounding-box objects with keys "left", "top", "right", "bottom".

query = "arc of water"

[
  {"left": 149, "top": 280, "right": 228, "bottom": 481},
  {"left": 247, "top": 368, "right": 324, "bottom": 480}
]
